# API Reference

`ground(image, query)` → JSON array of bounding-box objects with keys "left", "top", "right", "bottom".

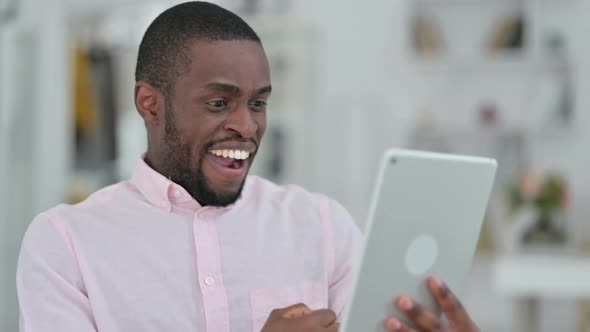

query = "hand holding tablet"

[
  {"left": 385, "top": 276, "right": 481, "bottom": 332},
  {"left": 340, "top": 149, "right": 497, "bottom": 332}
]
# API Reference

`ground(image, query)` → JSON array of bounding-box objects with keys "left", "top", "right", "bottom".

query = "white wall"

[
  {"left": 292, "top": 0, "right": 412, "bottom": 224},
  {"left": 0, "top": 0, "right": 69, "bottom": 329},
  {"left": 293, "top": 0, "right": 590, "bottom": 236},
  {"left": 0, "top": 16, "right": 11, "bottom": 332},
  {"left": 527, "top": 1, "right": 590, "bottom": 245}
]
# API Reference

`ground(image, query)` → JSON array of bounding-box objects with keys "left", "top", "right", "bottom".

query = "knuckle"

[
  {"left": 440, "top": 300, "right": 455, "bottom": 311},
  {"left": 399, "top": 325, "right": 414, "bottom": 332},
  {"left": 440, "top": 283, "right": 451, "bottom": 298},
  {"left": 325, "top": 309, "right": 337, "bottom": 320},
  {"left": 430, "top": 320, "right": 444, "bottom": 332},
  {"left": 407, "top": 304, "right": 424, "bottom": 318},
  {"left": 269, "top": 308, "right": 283, "bottom": 317},
  {"left": 441, "top": 296, "right": 462, "bottom": 312}
]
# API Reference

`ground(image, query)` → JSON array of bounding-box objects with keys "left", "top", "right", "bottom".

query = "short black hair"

[{"left": 135, "top": 1, "right": 261, "bottom": 97}]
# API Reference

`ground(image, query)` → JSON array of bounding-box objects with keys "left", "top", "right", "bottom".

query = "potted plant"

[{"left": 508, "top": 170, "right": 570, "bottom": 244}]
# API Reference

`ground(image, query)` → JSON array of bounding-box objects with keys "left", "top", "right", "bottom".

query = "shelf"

[
  {"left": 412, "top": 127, "right": 526, "bottom": 138},
  {"left": 413, "top": 0, "right": 577, "bottom": 8},
  {"left": 409, "top": 53, "right": 569, "bottom": 74},
  {"left": 494, "top": 253, "right": 590, "bottom": 297}
]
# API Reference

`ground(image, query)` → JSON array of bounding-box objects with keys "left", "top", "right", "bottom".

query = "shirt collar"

[{"left": 129, "top": 156, "right": 246, "bottom": 212}]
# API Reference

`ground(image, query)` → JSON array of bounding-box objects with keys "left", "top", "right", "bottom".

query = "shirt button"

[
  {"left": 173, "top": 189, "right": 182, "bottom": 198},
  {"left": 204, "top": 276, "right": 216, "bottom": 286},
  {"left": 160, "top": 200, "right": 169, "bottom": 208}
]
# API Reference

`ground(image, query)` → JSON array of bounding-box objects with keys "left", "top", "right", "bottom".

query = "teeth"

[{"left": 209, "top": 149, "right": 251, "bottom": 160}]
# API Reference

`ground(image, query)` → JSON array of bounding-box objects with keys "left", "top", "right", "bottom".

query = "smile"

[
  {"left": 208, "top": 149, "right": 250, "bottom": 160},
  {"left": 205, "top": 149, "right": 250, "bottom": 176}
]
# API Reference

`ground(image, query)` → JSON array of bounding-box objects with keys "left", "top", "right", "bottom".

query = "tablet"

[{"left": 340, "top": 149, "right": 497, "bottom": 331}]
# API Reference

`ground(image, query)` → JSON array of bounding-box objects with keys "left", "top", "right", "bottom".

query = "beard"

[{"left": 159, "top": 100, "right": 247, "bottom": 207}]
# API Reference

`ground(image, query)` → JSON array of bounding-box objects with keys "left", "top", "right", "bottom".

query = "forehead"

[{"left": 180, "top": 40, "right": 270, "bottom": 87}]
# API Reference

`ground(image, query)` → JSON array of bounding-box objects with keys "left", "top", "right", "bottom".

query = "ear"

[{"left": 134, "top": 82, "right": 164, "bottom": 126}]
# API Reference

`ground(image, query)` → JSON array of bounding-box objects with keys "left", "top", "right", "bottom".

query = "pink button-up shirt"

[{"left": 17, "top": 158, "right": 361, "bottom": 332}]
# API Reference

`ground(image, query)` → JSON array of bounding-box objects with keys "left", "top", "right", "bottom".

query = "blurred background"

[{"left": 1, "top": 0, "right": 590, "bottom": 331}]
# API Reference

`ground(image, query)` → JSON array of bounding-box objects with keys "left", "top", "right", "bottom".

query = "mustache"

[{"left": 204, "top": 136, "right": 259, "bottom": 151}]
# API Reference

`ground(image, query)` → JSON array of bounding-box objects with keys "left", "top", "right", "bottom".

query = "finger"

[
  {"left": 427, "top": 276, "right": 472, "bottom": 326},
  {"left": 267, "top": 303, "right": 311, "bottom": 322},
  {"left": 384, "top": 317, "right": 419, "bottom": 332},
  {"left": 395, "top": 295, "right": 444, "bottom": 331},
  {"left": 281, "top": 303, "right": 312, "bottom": 319},
  {"left": 326, "top": 322, "right": 340, "bottom": 332},
  {"left": 306, "top": 308, "right": 337, "bottom": 327}
]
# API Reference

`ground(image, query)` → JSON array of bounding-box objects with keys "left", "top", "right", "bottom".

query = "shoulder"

[
  {"left": 70, "top": 181, "right": 129, "bottom": 210},
  {"left": 244, "top": 175, "right": 329, "bottom": 211},
  {"left": 30, "top": 181, "right": 129, "bottom": 228},
  {"left": 21, "top": 181, "right": 133, "bottom": 255},
  {"left": 245, "top": 176, "right": 360, "bottom": 234}
]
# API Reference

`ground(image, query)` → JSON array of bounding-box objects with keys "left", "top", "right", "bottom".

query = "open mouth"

[{"left": 207, "top": 149, "right": 250, "bottom": 170}]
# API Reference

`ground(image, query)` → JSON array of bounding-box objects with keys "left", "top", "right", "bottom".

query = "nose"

[{"left": 224, "top": 103, "right": 257, "bottom": 138}]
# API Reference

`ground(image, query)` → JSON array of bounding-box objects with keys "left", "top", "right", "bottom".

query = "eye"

[
  {"left": 249, "top": 99, "right": 267, "bottom": 112},
  {"left": 206, "top": 99, "right": 228, "bottom": 111}
]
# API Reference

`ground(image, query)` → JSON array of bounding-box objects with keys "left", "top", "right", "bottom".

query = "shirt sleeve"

[
  {"left": 17, "top": 213, "right": 97, "bottom": 332},
  {"left": 322, "top": 197, "right": 363, "bottom": 318}
]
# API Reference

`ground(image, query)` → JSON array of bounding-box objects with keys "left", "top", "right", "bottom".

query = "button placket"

[
  {"left": 192, "top": 215, "right": 229, "bottom": 331},
  {"left": 196, "top": 208, "right": 213, "bottom": 219},
  {"left": 204, "top": 276, "right": 216, "bottom": 286}
]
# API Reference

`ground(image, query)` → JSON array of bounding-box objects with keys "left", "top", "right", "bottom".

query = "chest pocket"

[{"left": 249, "top": 281, "right": 325, "bottom": 332}]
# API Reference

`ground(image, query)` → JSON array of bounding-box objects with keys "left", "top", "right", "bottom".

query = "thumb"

[
  {"left": 281, "top": 303, "right": 313, "bottom": 319},
  {"left": 327, "top": 322, "right": 340, "bottom": 332},
  {"left": 306, "top": 309, "right": 337, "bottom": 327}
]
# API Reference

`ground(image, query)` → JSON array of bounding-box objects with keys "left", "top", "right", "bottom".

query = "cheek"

[
  {"left": 175, "top": 118, "right": 217, "bottom": 149},
  {"left": 168, "top": 128, "right": 205, "bottom": 164},
  {"left": 255, "top": 113, "right": 267, "bottom": 136}
]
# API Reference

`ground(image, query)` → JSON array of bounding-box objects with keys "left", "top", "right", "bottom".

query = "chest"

[{"left": 71, "top": 208, "right": 329, "bottom": 331}]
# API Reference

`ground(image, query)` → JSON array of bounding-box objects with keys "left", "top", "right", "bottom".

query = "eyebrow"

[
  {"left": 204, "top": 83, "right": 272, "bottom": 97},
  {"left": 254, "top": 85, "right": 272, "bottom": 96},
  {"left": 205, "top": 83, "right": 240, "bottom": 95}
]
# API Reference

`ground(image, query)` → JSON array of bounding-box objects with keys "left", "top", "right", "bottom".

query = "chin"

[{"left": 213, "top": 178, "right": 246, "bottom": 195}]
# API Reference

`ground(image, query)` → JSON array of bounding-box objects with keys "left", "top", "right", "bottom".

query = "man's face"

[{"left": 156, "top": 40, "right": 270, "bottom": 206}]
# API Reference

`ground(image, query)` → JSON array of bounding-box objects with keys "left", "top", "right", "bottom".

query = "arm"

[
  {"left": 258, "top": 197, "right": 358, "bottom": 331},
  {"left": 17, "top": 213, "right": 97, "bottom": 332},
  {"left": 321, "top": 197, "right": 362, "bottom": 319}
]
